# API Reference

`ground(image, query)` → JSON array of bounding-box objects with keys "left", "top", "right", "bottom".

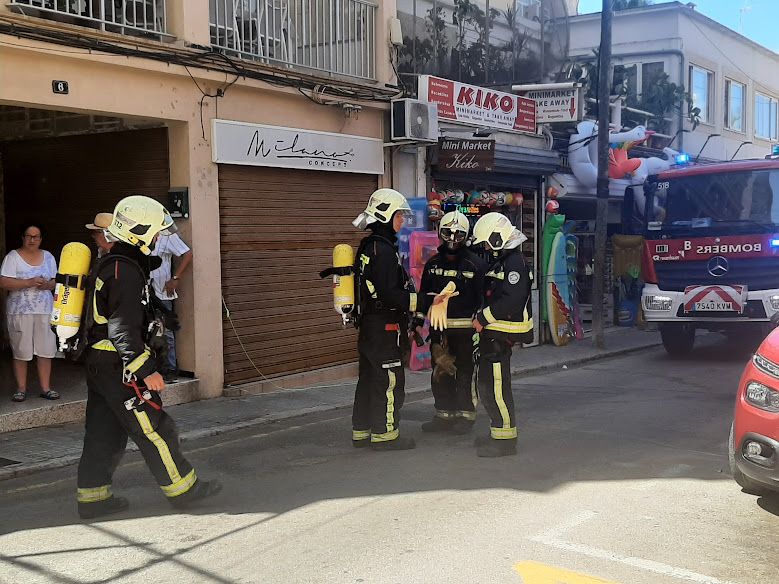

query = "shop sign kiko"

[
  {"left": 212, "top": 119, "right": 384, "bottom": 175},
  {"left": 419, "top": 75, "right": 536, "bottom": 134}
]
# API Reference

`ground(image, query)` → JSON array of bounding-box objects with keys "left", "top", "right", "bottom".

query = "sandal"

[
  {"left": 11, "top": 391, "right": 26, "bottom": 402},
  {"left": 39, "top": 390, "right": 60, "bottom": 400}
]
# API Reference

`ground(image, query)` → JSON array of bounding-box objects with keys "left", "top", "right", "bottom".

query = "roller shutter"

[{"left": 219, "top": 165, "right": 377, "bottom": 386}]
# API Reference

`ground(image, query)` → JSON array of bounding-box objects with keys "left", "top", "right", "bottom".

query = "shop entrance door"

[{"left": 0, "top": 127, "right": 170, "bottom": 404}]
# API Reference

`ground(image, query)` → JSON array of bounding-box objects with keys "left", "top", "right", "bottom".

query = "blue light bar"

[
  {"left": 675, "top": 153, "right": 691, "bottom": 165},
  {"left": 773, "top": 144, "right": 779, "bottom": 156},
  {"left": 771, "top": 238, "right": 779, "bottom": 248}
]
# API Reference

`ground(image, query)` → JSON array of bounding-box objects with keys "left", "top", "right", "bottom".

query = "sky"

[{"left": 576, "top": 0, "right": 779, "bottom": 53}]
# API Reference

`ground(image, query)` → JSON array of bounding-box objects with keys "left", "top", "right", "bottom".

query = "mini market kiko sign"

[
  {"left": 419, "top": 75, "right": 536, "bottom": 134},
  {"left": 212, "top": 119, "right": 384, "bottom": 175}
]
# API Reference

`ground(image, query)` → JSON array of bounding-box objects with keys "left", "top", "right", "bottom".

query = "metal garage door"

[{"left": 219, "top": 165, "right": 377, "bottom": 386}]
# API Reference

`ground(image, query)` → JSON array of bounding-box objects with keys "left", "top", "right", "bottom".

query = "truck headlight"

[
  {"left": 644, "top": 295, "right": 672, "bottom": 311},
  {"left": 745, "top": 381, "right": 779, "bottom": 412},
  {"left": 770, "top": 295, "right": 779, "bottom": 310}
]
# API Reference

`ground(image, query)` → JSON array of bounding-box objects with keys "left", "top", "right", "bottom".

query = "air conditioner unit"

[{"left": 391, "top": 99, "right": 439, "bottom": 142}]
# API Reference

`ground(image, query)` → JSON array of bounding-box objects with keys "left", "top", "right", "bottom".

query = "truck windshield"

[{"left": 647, "top": 169, "right": 779, "bottom": 233}]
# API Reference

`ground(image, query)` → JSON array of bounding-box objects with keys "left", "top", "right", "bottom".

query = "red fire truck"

[{"left": 628, "top": 159, "right": 779, "bottom": 356}]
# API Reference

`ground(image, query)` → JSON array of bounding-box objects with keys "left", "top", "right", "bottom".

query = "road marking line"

[
  {"left": 530, "top": 512, "right": 741, "bottom": 584},
  {"left": 514, "top": 560, "right": 620, "bottom": 583},
  {"left": 535, "top": 510, "right": 599, "bottom": 539}
]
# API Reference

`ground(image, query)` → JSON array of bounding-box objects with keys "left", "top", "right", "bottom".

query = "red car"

[{"left": 730, "top": 326, "right": 779, "bottom": 494}]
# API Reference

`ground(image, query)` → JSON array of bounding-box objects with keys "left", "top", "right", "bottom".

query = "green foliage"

[
  {"left": 613, "top": 0, "right": 654, "bottom": 10},
  {"left": 631, "top": 68, "right": 701, "bottom": 132},
  {"left": 398, "top": 0, "right": 542, "bottom": 90},
  {"left": 398, "top": 7, "right": 450, "bottom": 94},
  {"left": 572, "top": 50, "right": 700, "bottom": 134}
]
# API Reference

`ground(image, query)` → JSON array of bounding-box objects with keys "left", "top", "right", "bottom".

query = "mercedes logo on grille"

[{"left": 707, "top": 255, "right": 729, "bottom": 277}]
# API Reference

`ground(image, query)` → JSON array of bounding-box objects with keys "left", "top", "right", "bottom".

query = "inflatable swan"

[
  {"left": 569, "top": 121, "right": 679, "bottom": 185},
  {"left": 567, "top": 121, "right": 678, "bottom": 219}
]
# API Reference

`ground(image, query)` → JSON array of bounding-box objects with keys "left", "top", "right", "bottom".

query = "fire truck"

[{"left": 626, "top": 159, "right": 779, "bottom": 356}]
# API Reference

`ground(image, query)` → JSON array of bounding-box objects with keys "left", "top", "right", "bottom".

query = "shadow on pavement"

[
  {"left": 757, "top": 494, "right": 779, "bottom": 516},
  {"left": 0, "top": 333, "right": 773, "bottom": 583}
]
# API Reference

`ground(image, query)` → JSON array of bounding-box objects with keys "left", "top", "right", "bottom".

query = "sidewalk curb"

[
  {"left": 0, "top": 341, "right": 660, "bottom": 483},
  {"left": 508, "top": 340, "right": 662, "bottom": 377},
  {"left": 0, "top": 404, "right": 345, "bottom": 483}
]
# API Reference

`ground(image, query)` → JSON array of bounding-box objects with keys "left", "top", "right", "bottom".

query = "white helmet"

[
  {"left": 438, "top": 210, "right": 469, "bottom": 251},
  {"left": 472, "top": 212, "right": 525, "bottom": 252},
  {"left": 353, "top": 188, "right": 411, "bottom": 229},
  {"left": 108, "top": 195, "right": 176, "bottom": 255}
]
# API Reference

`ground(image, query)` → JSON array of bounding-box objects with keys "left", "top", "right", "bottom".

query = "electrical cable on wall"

[
  {"left": 184, "top": 64, "right": 239, "bottom": 141},
  {"left": 220, "top": 297, "right": 360, "bottom": 394},
  {"left": 0, "top": 21, "right": 402, "bottom": 103}
]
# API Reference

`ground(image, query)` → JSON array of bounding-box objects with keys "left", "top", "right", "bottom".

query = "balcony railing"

[
  {"left": 210, "top": 0, "right": 377, "bottom": 81},
  {"left": 9, "top": 1, "right": 168, "bottom": 37}
]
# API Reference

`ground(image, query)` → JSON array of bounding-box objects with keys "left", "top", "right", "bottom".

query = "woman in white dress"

[{"left": 0, "top": 224, "right": 59, "bottom": 402}]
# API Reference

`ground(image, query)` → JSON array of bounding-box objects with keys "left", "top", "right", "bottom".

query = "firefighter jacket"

[
  {"left": 419, "top": 244, "right": 487, "bottom": 329},
  {"left": 87, "top": 243, "right": 159, "bottom": 381},
  {"left": 355, "top": 228, "right": 417, "bottom": 321},
  {"left": 475, "top": 247, "right": 533, "bottom": 342}
]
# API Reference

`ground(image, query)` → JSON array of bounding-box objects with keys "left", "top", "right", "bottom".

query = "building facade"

[
  {"left": 0, "top": 0, "right": 398, "bottom": 401},
  {"left": 569, "top": 1, "right": 779, "bottom": 162}
]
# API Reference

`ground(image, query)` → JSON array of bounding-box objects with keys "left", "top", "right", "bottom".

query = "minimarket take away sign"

[
  {"left": 517, "top": 87, "right": 583, "bottom": 123},
  {"left": 419, "top": 75, "right": 536, "bottom": 134}
]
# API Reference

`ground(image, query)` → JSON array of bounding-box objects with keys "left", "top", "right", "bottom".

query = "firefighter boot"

[
  {"left": 450, "top": 418, "right": 475, "bottom": 435},
  {"left": 421, "top": 415, "right": 457, "bottom": 432},
  {"left": 475, "top": 435, "right": 517, "bottom": 458},
  {"left": 78, "top": 496, "right": 130, "bottom": 520},
  {"left": 169, "top": 479, "right": 223, "bottom": 510},
  {"left": 370, "top": 436, "right": 416, "bottom": 451}
]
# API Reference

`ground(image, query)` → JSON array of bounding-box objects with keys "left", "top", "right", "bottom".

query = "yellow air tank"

[
  {"left": 51, "top": 242, "right": 92, "bottom": 350},
  {"left": 332, "top": 244, "right": 355, "bottom": 323}
]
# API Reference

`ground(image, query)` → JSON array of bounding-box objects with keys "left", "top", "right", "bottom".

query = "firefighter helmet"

[
  {"left": 438, "top": 210, "right": 469, "bottom": 251},
  {"left": 472, "top": 212, "right": 521, "bottom": 251},
  {"left": 108, "top": 195, "right": 177, "bottom": 255},
  {"left": 353, "top": 188, "right": 411, "bottom": 229}
]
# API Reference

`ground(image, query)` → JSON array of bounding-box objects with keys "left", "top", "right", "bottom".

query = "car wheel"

[
  {"left": 729, "top": 422, "right": 768, "bottom": 495},
  {"left": 660, "top": 323, "right": 695, "bottom": 358}
]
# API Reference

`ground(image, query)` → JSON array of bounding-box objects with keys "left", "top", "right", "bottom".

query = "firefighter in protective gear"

[
  {"left": 471, "top": 212, "right": 533, "bottom": 457},
  {"left": 76, "top": 196, "right": 221, "bottom": 519},
  {"left": 419, "top": 211, "right": 486, "bottom": 434},
  {"left": 352, "top": 188, "right": 420, "bottom": 451}
]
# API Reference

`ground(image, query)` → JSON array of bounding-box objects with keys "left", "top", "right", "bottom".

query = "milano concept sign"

[
  {"left": 419, "top": 75, "right": 536, "bottom": 134},
  {"left": 211, "top": 119, "right": 384, "bottom": 175}
]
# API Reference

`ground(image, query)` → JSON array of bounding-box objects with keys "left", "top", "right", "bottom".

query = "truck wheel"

[
  {"left": 729, "top": 422, "right": 767, "bottom": 495},
  {"left": 659, "top": 323, "right": 695, "bottom": 358}
]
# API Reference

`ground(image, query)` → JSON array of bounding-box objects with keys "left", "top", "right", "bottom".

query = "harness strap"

[
  {"left": 127, "top": 379, "right": 161, "bottom": 411},
  {"left": 55, "top": 273, "right": 86, "bottom": 289}
]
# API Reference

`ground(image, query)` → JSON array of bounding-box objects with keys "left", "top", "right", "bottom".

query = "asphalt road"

[{"left": 1, "top": 337, "right": 778, "bottom": 584}]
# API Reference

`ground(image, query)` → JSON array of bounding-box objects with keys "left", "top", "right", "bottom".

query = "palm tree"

[{"left": 503, "top": 4, "right": 530, "bottom": 83}]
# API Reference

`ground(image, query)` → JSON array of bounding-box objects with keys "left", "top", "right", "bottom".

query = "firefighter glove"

[
  {"left": 428, "top": 281, "right": 458, "bottom": 331},
  {"left": 431, "top": 342, "right": 457, "bottom": 381}
]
